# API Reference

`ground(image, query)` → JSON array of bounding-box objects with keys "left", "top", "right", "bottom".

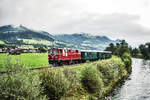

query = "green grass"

[
  {"left": 0, "top": 40, "right": 5, "bottom": 44},
  {"left": 18, "top": 45, "right": 35, "bottom": 49},
  {"left": 17, "top": 39, "right": 52, "bottom": 46},
  {"left": 0, "top": 53, "right": 49, "bottom": 71}
]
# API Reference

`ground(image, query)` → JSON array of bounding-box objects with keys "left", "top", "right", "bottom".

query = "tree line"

[
  {"left": 105, "top": 40, "right": 130, "bottom": 57},
  {"left": 130, "top": 42, "right": 150, "bottom": 59},
  {"left": 105, "top": 40, "right": 150, "bottom": 59},
  {"left": 105, "top": 40, "right": 132, "bottom": 72}
]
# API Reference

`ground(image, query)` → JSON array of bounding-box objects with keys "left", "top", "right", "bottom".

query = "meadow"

[
  {"left": 0, "top": 40, "right": 5, "bottom": 44},
  {"left": 0, "top": 53, "right": 49, "bottom": 71}
]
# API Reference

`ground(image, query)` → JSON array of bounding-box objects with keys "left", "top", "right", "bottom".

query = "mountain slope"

[
  {"left": 54, "top": 33, "right": 120, "bottom": 50},
  {"left": 0, "top": 25, "right": 120, "bottom": 50},
  {"left": 0, "top": 25, "right": 54, "bottom": 41},
  {"left": 0, "top": 25, "right": 75, "bottom": 49}
]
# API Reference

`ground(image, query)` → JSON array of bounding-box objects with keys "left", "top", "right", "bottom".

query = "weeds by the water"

[{"left": 0, "top": 56, "right": 131, "bottom": 100}]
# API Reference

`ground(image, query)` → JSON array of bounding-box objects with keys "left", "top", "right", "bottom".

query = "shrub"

[
  {"left": 121, "top": 52, "right": 132, "bottom": 67},
  {"left": 88, "top": 95, "right": 97, "bottom": 100},
  {"left": 63, "top": 68, "right": 86, "bottom": 96},
  {"left": 121, "top": 52, "right": 132, "bottom": 73},
  {"left": 0, "top": 58, "right": 47, "bottom": 100},
  {"left": 39, "top": 69, "right": 70, "bottom": 100},
  {"left": 96, "top": 62, "right": 114, "bottom": 85},
  {"left": 96, "top": 57, "right": 126, "bottom": 86},
  {"left": 81, "top": 66, "right": 104, "bottom": 98}
]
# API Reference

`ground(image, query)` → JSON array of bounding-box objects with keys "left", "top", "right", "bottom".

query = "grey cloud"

[
  {"left": 0, "top": 0, "right": 150, "bottom": 46},
  {"left": 53, "top": 13, "right": 150, "bottom": 43}
]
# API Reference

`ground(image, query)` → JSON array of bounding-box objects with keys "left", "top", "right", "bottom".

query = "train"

[{"left": 48, "top": 48, "right": 112, "bottom": 66}]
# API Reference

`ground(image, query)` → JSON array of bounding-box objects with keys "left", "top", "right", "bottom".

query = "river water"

[{"left": 112, "top": 58, "right": 150, "bottom": 100}]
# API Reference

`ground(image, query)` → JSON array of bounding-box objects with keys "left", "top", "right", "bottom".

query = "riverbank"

[
  {"left": 111, "top": 58, "right": 150, "bottom": 100},
  {"left": 39, "top": 56, "right": 131, "bottom": 100},
  {"left": 0, "top": 56, "right": 132, "bottom": 100}
]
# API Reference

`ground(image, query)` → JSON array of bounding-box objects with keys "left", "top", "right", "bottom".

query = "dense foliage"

[
  {"left": 129, "top": 42, "right": 150, "bottom": 59},
  {"left": 105, "top": 40, "right": 130, "bottom": 56},
  {"left": 139, "top": 43, "right": 150, "bottom": 59},
  {"left": 105, "top": 40, "right": 132, "bottom": 70},
  {"left": 39, "top": 69, "right": 70, "bottom": 100},
  {"left": 80, "top": 56, "right": 128, "bottom": 99},
  {"left": 0, "top": 59, "right": 47, "bottom": 100},
  {"left": 0, "top": 56, "right": 131, "bottom": 100},
  {"left": 81, "top": 66, "right": 104, "bottom": 97}
]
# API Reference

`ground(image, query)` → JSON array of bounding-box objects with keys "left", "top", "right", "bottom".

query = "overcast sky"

[{"left": 0, "top": 0, "right": 150, "bottom": 46}]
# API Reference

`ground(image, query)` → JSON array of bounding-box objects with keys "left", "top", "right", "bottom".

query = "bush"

[
  {"left": 121, "top": 52, "right": 132, "bottom": 73},
  {"left": 97, "top": 58, "right": 126, "bottom": 85},
  {"left": 39, "top": 69, "right": 70, "bottom": 100},
  {"left": 63, "top": 68, "right": 85, "bottom": 96},
  {"left": 0, "top": 59, "right": 47, "bottom": 100},
  {"left": 121, "top": 52, "right": 132, "bottom": 67},
  {"left": 88, "top": 95, "right": 97, "bottom": 100},
  {"left": 96, "top": 62, "right": 114, "bottom": 85},
  {"left": 81, "top": 66, "right": 104, "bottom": 98}
]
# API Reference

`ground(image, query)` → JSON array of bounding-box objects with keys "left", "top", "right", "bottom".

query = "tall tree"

[
  {"left": 139, "top": 44, "right": 149, "bottom": 59},
  {"left": 105, "top": 43, "right": 116, "bottom": 54}
]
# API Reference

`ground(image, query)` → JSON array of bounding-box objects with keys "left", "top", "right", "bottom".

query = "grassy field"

[
  {"left": 0, "top": 53, "right": 49, "bottom": 71},
  {"left": 0, "top": 40, "right": 5, "bottom": 44},
  {"left": 17, "top": 39, "right": 52, "bottom": 46}
]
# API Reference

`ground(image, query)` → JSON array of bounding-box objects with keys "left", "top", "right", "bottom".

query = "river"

[{"left": 112, "top": 58, "right": 150, "bottom": 100}]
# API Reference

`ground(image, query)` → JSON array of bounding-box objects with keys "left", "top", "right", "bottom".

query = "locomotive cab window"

[
  {"left": 76, "top": 50, "right": 78, "bottom": 53},
  {"left": 69, "top": 50, "right": 71, "bottom": 53},
  {"left": 53, "top": 49, "right": 58, "bottom": 55},
  {"left": 48, "top": 49, "right": 52, "bottom": 54},
  {"left": 59, "top": 49, "right": 62, "bottom": 54}
]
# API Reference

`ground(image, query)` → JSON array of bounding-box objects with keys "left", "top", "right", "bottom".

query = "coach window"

[{"left": 85, "top": 52, "right": 87, "bottom": 56}]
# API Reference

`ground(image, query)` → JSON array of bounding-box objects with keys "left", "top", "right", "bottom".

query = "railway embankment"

[{"left": 0, "top": 55, "right": 132, "bottom": 100}]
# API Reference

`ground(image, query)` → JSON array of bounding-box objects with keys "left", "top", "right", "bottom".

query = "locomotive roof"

[
  {"left": 50, "top": 48, "right": 80, "bottom": 50},
  {"left": 80, "top": 50, "right": 112, "bottom": 53}
]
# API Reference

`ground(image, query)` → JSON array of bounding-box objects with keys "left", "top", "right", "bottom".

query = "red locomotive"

[{"left": 48, "top": 48, "right": 81, "bottom": 66}]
